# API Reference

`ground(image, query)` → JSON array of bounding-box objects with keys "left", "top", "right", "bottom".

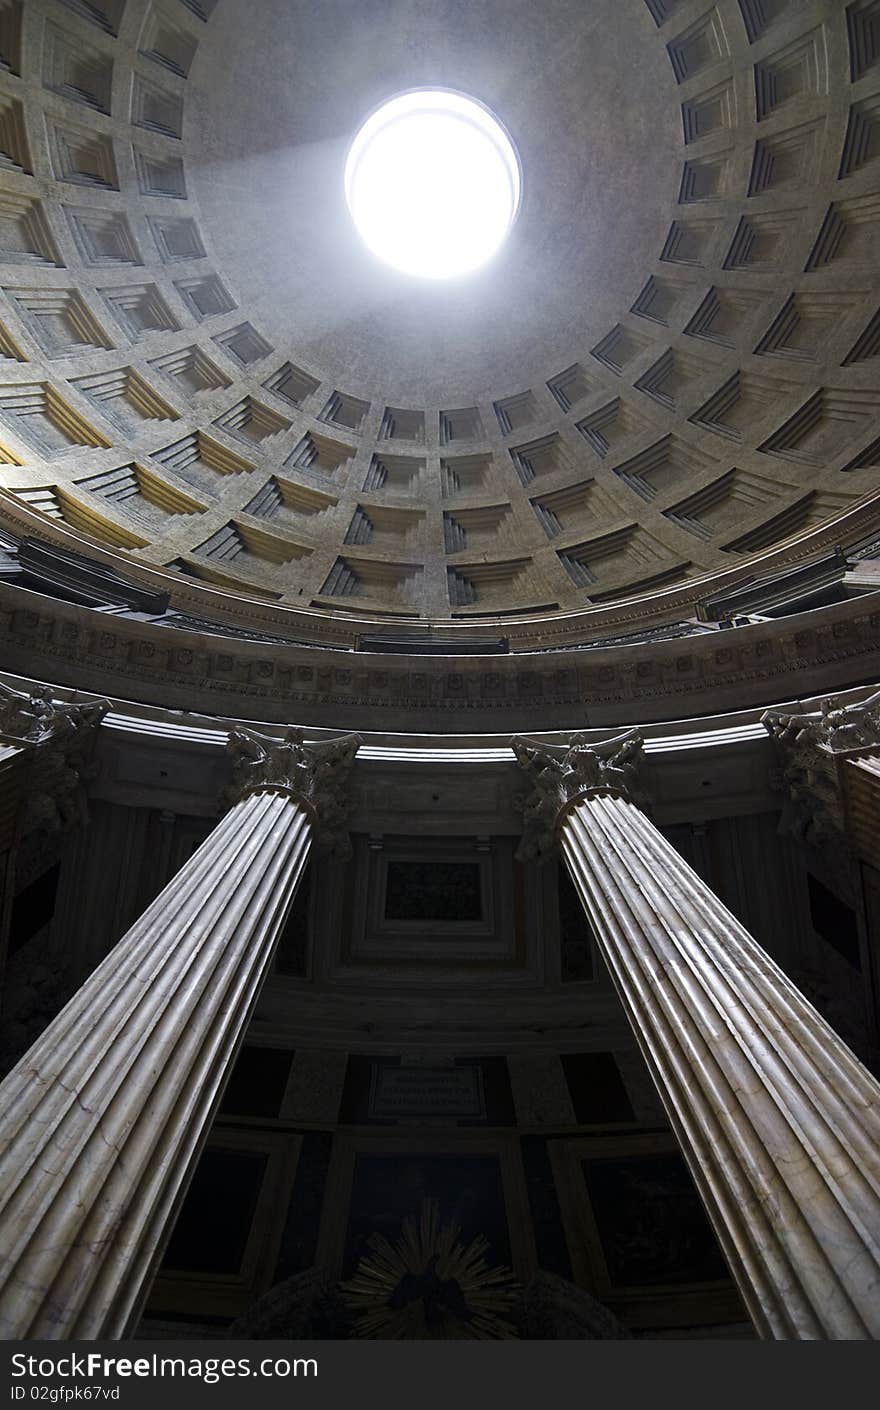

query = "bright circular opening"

[{"left": 344, "top": 89, "right": 521, "bottom": 280}]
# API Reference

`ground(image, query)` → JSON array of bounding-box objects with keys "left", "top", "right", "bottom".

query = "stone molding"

[
  {"left": 2, "top": 580, "right": 880, "bottom": 733},
  {"left": 511, "top": 729, "right": 647, "bottom": 861},
  {"left": 225, "top": 727, "right": 361, "bottom": 857}
]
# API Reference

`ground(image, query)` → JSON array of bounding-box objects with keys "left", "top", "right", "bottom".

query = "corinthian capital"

[
  {"left": 763, "top": 688, "right": 880, "bottom": 758},
  {"left": 0, "top": 680, "right": 109, "bottom": 834},
  {"left": 225, "top": 727, "right": 361, "bottom": 857},
  {"left": 761, "top": 690, "right": 880, "bottom": 850},
  {"left": 511, "top": 729, "right": 647, "bottom": 862}
]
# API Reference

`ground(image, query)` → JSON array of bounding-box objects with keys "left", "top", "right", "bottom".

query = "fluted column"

[
  {"left": 513, "top": 730, "right": 880, "bottom": 1340},
  {"left": 0, "top": 725, "right": 360, "bottom": 1340}
]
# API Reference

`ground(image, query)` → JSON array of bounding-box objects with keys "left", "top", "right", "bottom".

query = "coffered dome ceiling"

[{"left": 0, "top": 0, "right": 878, "bottom": 625}]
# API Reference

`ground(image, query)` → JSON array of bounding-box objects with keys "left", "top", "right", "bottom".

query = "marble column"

[
  {"left": 512, "top": 730, "right": 880, "bottom": 1340},
  {"left": 0, "top": 726, "right": 360, "bottom": 1340}
]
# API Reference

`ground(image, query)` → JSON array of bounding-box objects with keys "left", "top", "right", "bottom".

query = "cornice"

[{"left": 2, "top": 578, "right": 879, "bottom": 733}]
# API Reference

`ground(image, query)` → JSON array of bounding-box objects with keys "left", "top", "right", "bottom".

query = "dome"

[{"left": 0, "top": 0, "right": 876, "bottom": 667}]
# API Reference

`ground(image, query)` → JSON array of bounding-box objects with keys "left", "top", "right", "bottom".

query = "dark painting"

[
  {"left": 561, "top": 1052, "right": 634, "bottom": 1124},
  {"left": 343, "top": 1152, "right": 510, "bottom": 1276},
  {"left": 162, "top": 1148, "right": 267, "bottom": 1274},
  {"left": 521, "top": 1137, "right": 573, "bottom": 1279},
  {"left": 557, "top": 864, "right": 595, "bottom": 980},
  {"left": 9, "top": 862, "right": 61, "bottom": 955},
  {"left": 274, "top": 864, "right": 311, "bottom": 976},
  {"left": 383, "top": 861, "right": 482, "bottom": 922},
  {"left": 581, "top": 1152, "right": 728, "bottom": 1287},
  {"left": 219, "top": 1045, "right": 293, "bottom": 1118},
  {"left": 274, "top": 1132, "right": 334, "bottom": 1281}
]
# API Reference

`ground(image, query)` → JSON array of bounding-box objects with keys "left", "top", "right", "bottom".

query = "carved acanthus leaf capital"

[
  {"left": 761, "top": 690, "right": 880, "bottom": 850},
  {"left": 511, "top": 729, "right": 647, "bottom": 862},
  {"left": 763, "top": 688, "right": 880, "bottom": 757},
  {"left": 0, "top": 681, "right": 109, "bottom": 835},
  {"left": 225, "top": 727, "right": 361, "bottom": 857}
]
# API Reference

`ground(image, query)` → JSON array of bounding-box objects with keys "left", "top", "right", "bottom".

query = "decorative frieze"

[{"left": 1, "top": 580, "right": 880, "bottom": 733}]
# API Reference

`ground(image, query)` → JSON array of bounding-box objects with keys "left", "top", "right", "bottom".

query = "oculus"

[{"left": 344, "top": 89, "right": 521, "bottom": 279}]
